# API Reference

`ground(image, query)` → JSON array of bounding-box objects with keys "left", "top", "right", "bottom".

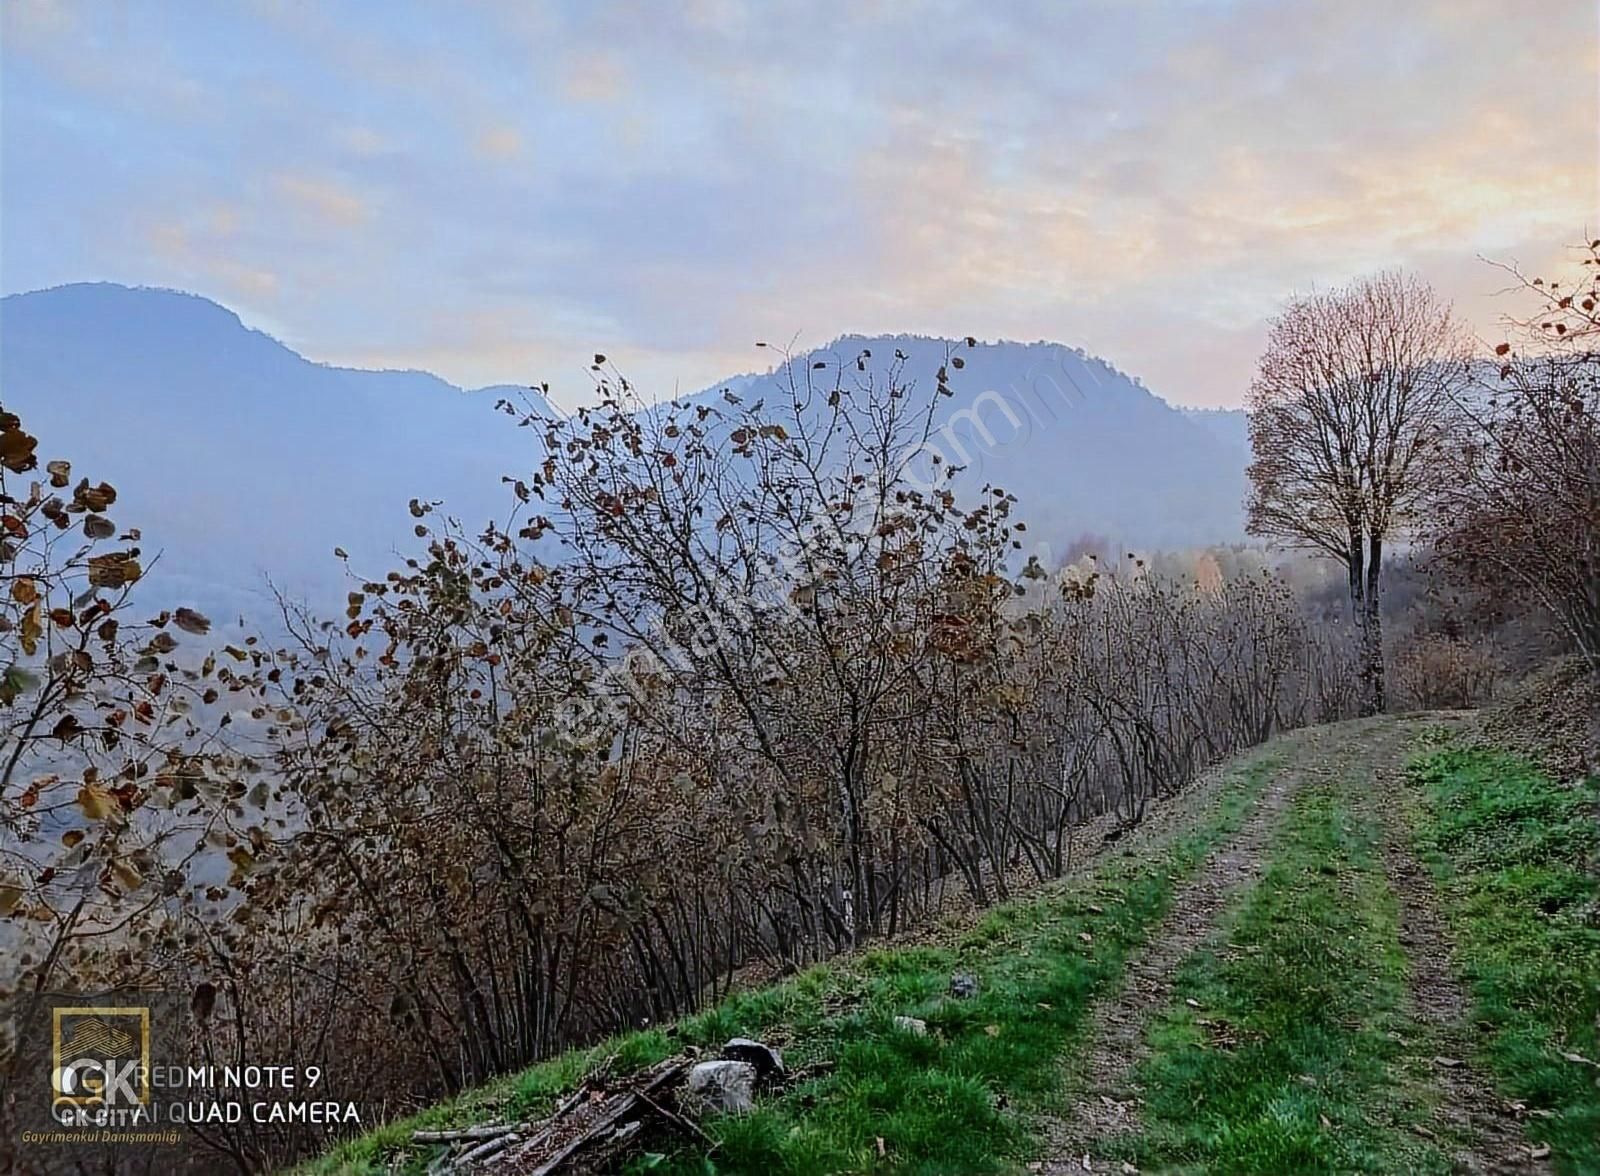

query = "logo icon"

[{"left": 51, "top": 1006, "right": 151, "bottom": 1109}]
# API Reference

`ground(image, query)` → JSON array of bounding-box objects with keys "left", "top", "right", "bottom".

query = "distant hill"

[
  {"left": 1181, "top": 406, "right": 1250, "bottom": 458},
  {"left": 689, "top": 335, "right": 1249, "bottom": 558},
  {"left": 0, "top": 283, "right": 551, "bottom": 621},
  {"left": 0, "top": 286, "right": 1248, "bottom": 621}
]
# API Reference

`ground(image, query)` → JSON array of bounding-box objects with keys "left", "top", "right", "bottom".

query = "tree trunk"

[
  {"left": 1359, "top": 599, "right": 1385, "bottom": 716},
  {"left": 1346, "top": 532, "right": 1385, "bottom": 717},
  {"left": 1365, "top": 533, "right": 1386, "bottom": 714},
  {"left": 1345, "top": 531, "right": 1386, "bottom": 717}
]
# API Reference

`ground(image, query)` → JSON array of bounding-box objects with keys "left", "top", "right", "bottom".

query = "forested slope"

[{"left": 303, "top": 715, "right": 1598, "bottom": 1176}]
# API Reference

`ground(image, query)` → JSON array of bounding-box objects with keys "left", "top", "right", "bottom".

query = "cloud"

[
  {"left": 338, "top": 126, "right": 391, "bottom": 157},
  {"left": 561, "top": 49, "right": 626, "bottom": 103},
  {"left": 472, "top": 124, "right": 523, "bottom": 161},
  {"left": 1, "top": 0, "right": 77, "bottom": 45},
  {"left": 3, "top": 0, "right": 1595, "bottom": 409},
  {"left": 271, "top": 173, "right": 371, "bottom": 227},
  {"left": 143, "top": 219, "right": 280, "bottom": 303}
]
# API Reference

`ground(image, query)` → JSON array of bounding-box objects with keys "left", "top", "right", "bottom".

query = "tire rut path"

[
  {"left": 1373, "top": 715, "right": 1553, "bottom": 1175},
  {"left": 1038, "top": 723, "right": 1339, "bottom": 1172}
]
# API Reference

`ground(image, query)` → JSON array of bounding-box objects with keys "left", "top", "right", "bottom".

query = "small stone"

[
  {"left": 722, "top": 1037, "right": 784, "bottom": 1083},
  {"left": 686, "top": 1060, "right": 757, "bottom": 1114},
  {"left": 949, "top": 972, "right": 979, "bottom": 999},
  {"left": 892, "top": 1015, "right": 928, "bottom": 1036}
]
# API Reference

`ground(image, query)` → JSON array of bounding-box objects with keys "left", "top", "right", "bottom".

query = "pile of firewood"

[{"left": 411, "top": 1040, "right": 797, "bottom": 1174}]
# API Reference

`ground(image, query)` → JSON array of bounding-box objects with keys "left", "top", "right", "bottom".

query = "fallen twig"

[
  {"left": 453, "top": 1131, "right": 520, "bottom": 1168},
  {"left": 636, "top": 1088, "right": 712, "bottom": 1143}
]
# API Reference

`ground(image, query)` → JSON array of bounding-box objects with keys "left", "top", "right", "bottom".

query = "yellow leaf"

[
  {"left": 110, "top": 860, "right": 142, "bottom": 892},
  {"left": 0, "top": 882, "right": 22, "bottom": 916},
  {"left": 10, "top": 577, "right": 37, "bottom": 605},
  {"left": 76, "top": 785, "right": 115, "bottom": 821},
  {"left": 19, "top": 603, "right": 42, "bottom": 657}
]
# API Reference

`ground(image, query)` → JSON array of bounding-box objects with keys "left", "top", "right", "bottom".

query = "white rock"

[
  {"left": 687, "top": 1059, "right": 757, "bottom": 1114},
  {"left": 893, "top": 1015, "right": 928, "bottom": 1036}
]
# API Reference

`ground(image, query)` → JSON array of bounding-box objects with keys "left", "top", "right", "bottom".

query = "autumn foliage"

[
  {"left": 0, "top": 348, "right": 1363, "bottom": 1171},
  {"left": 1428, "top": 242, "right": 1600, "bottom": 670}
]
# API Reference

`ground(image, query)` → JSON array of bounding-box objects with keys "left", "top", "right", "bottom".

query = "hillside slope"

[
  {"left": 302, "top": 716, "right": 1596, "bottom": 1175},
  {"left": 0, "top": 283, "right": 550, "bottom": 620}
]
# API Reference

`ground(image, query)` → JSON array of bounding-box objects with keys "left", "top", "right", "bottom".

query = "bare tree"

[
  {"left": 1430, "top": 239, "right": 1600, "bottom": 669},
  {"left": 1246, "top": 271, "right": 1468, "bottom": 715}
]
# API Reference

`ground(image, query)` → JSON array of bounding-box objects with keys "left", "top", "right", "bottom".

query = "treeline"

[
  {"left": 0, "top": 353, "right": 1359, "bottom": 1172},
  {"left": 215, "top": 346, "right": 1360, "bottom": 1169}
]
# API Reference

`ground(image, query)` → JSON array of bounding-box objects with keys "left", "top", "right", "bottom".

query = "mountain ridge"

[
  {"left": 676, "top": 330, "right": 1250, "bottom": 558},
  {"left": 0, "top": 283, "right": 1249, "bottom": 620}
]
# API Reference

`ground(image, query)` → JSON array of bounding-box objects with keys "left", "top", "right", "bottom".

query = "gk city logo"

[{"left": 51, "top": 1006, "right": 151, "bottom": 1114}]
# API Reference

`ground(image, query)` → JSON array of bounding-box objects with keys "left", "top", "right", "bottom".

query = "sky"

[{"left": 2, "top": 0, "right": 1597, "bottom": 409}]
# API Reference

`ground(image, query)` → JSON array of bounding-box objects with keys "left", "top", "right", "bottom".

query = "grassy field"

[{"left": 1408, "top": 746, "right": 1600, "bottom": 1174}]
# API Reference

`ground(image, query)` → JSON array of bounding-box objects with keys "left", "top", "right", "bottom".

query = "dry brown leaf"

[{"left": 76, "top": 785, "right": 115, "bottom": 821}]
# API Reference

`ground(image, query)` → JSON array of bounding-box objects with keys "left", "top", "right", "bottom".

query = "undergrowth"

[{"left": 301, "top": 757, "right": 1279, "bottom": 1175}]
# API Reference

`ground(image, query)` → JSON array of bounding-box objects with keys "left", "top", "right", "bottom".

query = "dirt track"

[{"left": 1039, "top": 716, "right": 1549, "bottom": 1174}]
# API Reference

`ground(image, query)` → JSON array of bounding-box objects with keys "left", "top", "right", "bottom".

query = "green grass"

[
  {"left": 1408, "top": 746, "right": 1600, "bottom": 1175},
  {"left": 1120, "top": 763, "right": 1450, "bottom": 1175},
  {"left": 300, "top": 755, "right": 1280, "bottom": 1176}
]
